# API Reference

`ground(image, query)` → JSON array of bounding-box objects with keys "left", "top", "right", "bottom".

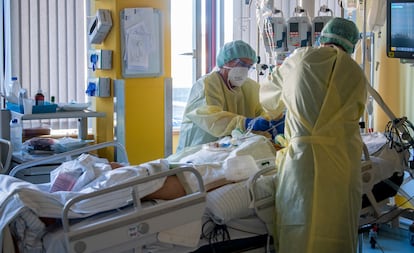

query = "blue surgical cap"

[
  {"left": 216, "top": 40, "right": 257, "bottom": 67},
  {"left": 319, "top": 18, "right": 360, "bottom": 54}
]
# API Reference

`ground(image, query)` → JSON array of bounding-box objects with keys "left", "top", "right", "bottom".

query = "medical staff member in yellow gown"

[
  {"left": 260, "top": 18, "right": 368, "bottom": 253},
  {"left": 177, "top": 40, "right": 284, "bottom": 152}
]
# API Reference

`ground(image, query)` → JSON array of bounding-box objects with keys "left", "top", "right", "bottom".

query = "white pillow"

[
  {"left": 205, "top": 181, "right": 253, "bottom": 224},
  {"left": 206, "top": 175, "right": 275, "bottom": 225}
]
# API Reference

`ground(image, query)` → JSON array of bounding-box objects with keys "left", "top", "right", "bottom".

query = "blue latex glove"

[
  {"left": 245, "top": 117, "right": 270, "bottom": 131},
  {"left": 270, "top": 115, "right": 285, "bottom": 134},
  {"left": 268, "top": 115, "right": 286, "bottom": 139}
]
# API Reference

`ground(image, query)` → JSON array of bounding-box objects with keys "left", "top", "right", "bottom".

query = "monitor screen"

[
  {"left": 314, "top": 22, "right": 324, "bottom": 33},
  {"left": 386, "top": 0, "right": 414, "bottom": 59},
  {"left": 289, "top": 23, "right": 299, "bottom": 33}
]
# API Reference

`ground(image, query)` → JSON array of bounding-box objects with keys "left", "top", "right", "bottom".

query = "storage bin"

[{"left": 6, "top": 102, "right": 57, "bottom": 114}]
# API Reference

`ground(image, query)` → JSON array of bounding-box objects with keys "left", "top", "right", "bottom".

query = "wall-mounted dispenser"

[
  {"left": 88, "top": 9, "right": 112, "bottom": 44},
  {"left": 88, "top": 49, "right": 113, "bottom": 71},
  {"left": 86, "top": 77, "right": 111, "bottom": 97}
]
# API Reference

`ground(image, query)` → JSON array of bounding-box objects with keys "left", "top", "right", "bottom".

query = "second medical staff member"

[
  {"left": 260, "top": 18, "right": 367, "bottom": 253},
  {"left": 177, "top": 40, "right": 283, "bottom": 152}
]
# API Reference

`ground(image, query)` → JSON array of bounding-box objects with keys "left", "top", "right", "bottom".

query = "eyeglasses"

[{"left": 234, "top": 59, "right": 254, "bottom": 69}]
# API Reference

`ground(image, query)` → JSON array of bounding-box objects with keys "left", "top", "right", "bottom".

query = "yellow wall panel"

[
  {"left": 373, "top": 28, "right": 403, "bottom": 131},
  {"left": 93, "top": 0, "right": 171, "bottom": 164}
]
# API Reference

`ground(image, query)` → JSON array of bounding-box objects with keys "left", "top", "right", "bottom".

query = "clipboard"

[{"left": 120, "top": 8, "right": 163, "bottom": 78}]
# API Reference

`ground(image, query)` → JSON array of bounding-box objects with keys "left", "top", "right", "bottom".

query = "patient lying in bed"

[
  {"left": 112, "top": 133, "right": 278, "bottom": 200},
  {"left": 1, "top": 133, "right": 277, "bottom": 253},
  {"left": 3, "top": 131, "right": 408, "bottom": 253}
]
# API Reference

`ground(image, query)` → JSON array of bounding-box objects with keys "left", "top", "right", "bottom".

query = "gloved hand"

[
  {"left": 269, "top": 116, "right": 285, "bottom": 134},
  {"left": 245, "top": 117, "right": 270, "bottom": 131},
  {"left": 268, "top": 115, "right": 285, "bottom": 140}
]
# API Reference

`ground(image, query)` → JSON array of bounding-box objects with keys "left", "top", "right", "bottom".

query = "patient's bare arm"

[
  {"left": 143, "top": 175, "right": 186, "bottom": 200},
  {"left": 110, "top": 162, "right": 186, "bottom": 200}
]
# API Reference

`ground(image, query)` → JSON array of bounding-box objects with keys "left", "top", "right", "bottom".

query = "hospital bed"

[
  {"left": 188, "top": 131, "right": 414, "bottom": 252},
  {"left": 1, "top": 136, "right": 277, "bottom": 253},
  {"left": 1, "top": 141, "right": 208, "bottom": 253},
  {"left": 2, "top": 131, "right": 413, "bottom": 253}
]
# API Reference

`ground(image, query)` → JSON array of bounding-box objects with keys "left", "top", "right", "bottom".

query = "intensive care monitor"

[{"left": 386, "top": 0, "right": 414, "bottom": 59}]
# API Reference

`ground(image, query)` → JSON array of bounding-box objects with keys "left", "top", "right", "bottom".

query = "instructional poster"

[{"left": 120, "top": 8, "right": 163, "bottom": 77}]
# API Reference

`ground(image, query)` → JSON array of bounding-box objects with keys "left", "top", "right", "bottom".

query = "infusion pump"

[
  {"left": 286, "top": 16, "right": 311, "bottom": 52},
  {"left": 262, "top": 16, "right": 287, "bottom": 54},
  {"left": 312, "top": 16, "right": 333, "bottom": 46}
]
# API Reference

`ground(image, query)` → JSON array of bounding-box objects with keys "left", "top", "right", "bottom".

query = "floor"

[{"left": 359, "top": 221, "right": 414, "bottom": 253}]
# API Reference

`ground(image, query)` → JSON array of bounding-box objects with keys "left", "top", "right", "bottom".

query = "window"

[
  {"left": 1, "top": 0, "right": 89, "bottom": 132},
  {"left": 171, "top": 0, "right": 195, "bottom": 130},
  {"left": 171, "top": 0, "right": 234, "bottom": 131}
]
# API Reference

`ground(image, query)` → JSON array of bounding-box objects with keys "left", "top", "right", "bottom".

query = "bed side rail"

[
  {"left": 0, "top": 138, "right": 12, "bottom": 174},
  {"left": 247, "top": 165, "right": 276, "bottom": 236},
  {"left": 62, "top": 165, "right": 205, "bottom": 233},
  {"left": 8, "top": 141, "right": 128, "bottom": 177}
]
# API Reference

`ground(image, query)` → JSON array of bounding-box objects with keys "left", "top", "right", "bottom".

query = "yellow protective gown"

[
  {"left": 177, "top": 71, "right": 265, "bottom": 152},
  {"left": 260, "top": 46, "right": 367, "bottom": 253}
]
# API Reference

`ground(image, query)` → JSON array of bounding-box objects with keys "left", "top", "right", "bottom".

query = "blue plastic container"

[{"left": 6, "top": 101, "right": 57, "bottom": 114}]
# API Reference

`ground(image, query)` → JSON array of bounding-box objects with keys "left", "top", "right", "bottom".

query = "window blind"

[{"left": 3, "top": 0, "right": 88, "bottom": 131}]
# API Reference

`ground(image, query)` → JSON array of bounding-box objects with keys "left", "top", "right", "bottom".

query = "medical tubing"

[
  {"left": 244, "top": 117, "right": 255, "bottom": 135},
  {"left": 268, "top": 118, "right": 284, "bottom": 132},
  {"left": 365, "top": 83, "right": 397, "bottom": 121},
  {"left": 245, "top": 117, "right": 275, "bottom": 132},
  {"left": 366, "top": 197, "right": 414, "bottom": 226},
  {"left": 385, "top": 119, "right": 414, "bottom": 152},
  {"left": 201, "top": 219, "right": 231, "bottom": 244},
  {"left": 365, "top": 83, "right": 414, "bottom": 149}
]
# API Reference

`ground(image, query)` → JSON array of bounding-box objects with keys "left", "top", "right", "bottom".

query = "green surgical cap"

[
  {"left": 319, "top": 18, "right": 360, "bottom": 54},
  {"left": 216, "top": 40, "right": 257, "bottom": 67}
]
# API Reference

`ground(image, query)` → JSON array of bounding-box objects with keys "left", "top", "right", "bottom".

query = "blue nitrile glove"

[
  {"left": 269, "top": 114, "right": 286, "bottom": 136},
  {"left": 245, "top": 117, "right": 270, "bottom": 131},
  {"left": 267, "top": 115, "right": 286, "bottom": 141}
]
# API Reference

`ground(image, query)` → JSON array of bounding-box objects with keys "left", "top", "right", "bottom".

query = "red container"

[{"left": 35, "top": 90, "right": 45, "bottom": 105}]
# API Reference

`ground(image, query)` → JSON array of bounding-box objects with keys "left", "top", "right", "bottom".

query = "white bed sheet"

[
  {"left": 0, "top": 160, "right": 169, "bottom": 253},
  {"left": 168, "top": 134, "right": 277, "bottom": 192}
]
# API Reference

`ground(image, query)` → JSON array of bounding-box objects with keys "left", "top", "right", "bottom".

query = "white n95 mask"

[{"left": 226, "top": 67, "right": 249, "bottom": 87}]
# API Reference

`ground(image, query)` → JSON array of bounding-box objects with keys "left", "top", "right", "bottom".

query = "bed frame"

[
  {"left": 62, "top": 166, "right": 206, "bottom": 253},
  {"left": 4, "top": 141, "right": 207, "bottom": 253},
  {"left": 8, "top": 141, "right": 129, "bottom": 181}
]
